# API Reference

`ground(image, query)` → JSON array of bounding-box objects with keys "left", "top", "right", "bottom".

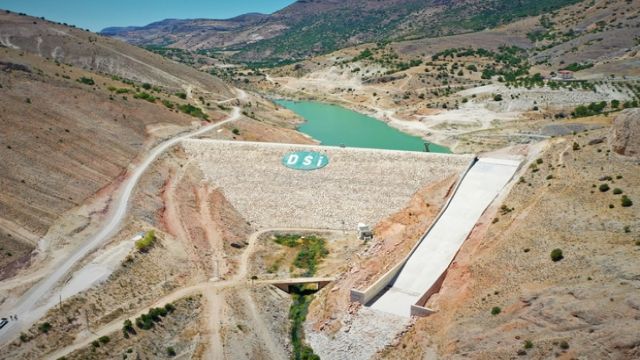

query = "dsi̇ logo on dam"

[{"left": 282, "top": 151, "right": 329, "bottom": 170}]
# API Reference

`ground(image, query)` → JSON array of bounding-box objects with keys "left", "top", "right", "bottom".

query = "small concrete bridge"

[{"left": 263, "top": 277, "right": 335, "bottom": 293}]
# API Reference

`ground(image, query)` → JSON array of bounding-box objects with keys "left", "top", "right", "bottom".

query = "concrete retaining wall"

[{"left": 350, "top": 157, "right": 477, "bottom": 305}]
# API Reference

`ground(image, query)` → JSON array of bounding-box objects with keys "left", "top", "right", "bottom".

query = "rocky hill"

[
  {"left": 0, "top": 11, "right": 236, "bottom": 278},
  {"left": 100, "top": 0, "right": 583, "bottom": 64}
]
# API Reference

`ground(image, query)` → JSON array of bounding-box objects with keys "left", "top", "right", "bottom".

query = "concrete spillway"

[{"left": 361, "top": 157, "right": 521, "bottom": 317}]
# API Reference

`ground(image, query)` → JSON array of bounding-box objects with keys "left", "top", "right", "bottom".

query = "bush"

[
  {"left": 135, "top": 305, "right": 174, "bottom": 331},
  {"left": 524, "top": 340, "right": 533, "bottom": 349},
  {"left": 559, "top": 340, "right": 570, "bottom": 350},
  {"left": 599, "top": 183, "right": 610, "bottom": 192},
  {"left": 550, "top": 248, "right": 564, "bottom": 262},
  {"left": 142, "top": 83, "right": 152, "bottom": 90},
  {"left": 167, "top": 347, "right": 176, "bottom": 357},
  {"left": 98, "top": 335, "right": 110, "bottom": 344},
  {"left": 162, "top": 100, "right": 174, "bottom": 109},
  {"left": 77, "top": 77, "right": 95, "bottom": 85},
  {"left": 493, "top": 94, "right": 503, "bottom": 101},
  {"left": 175, "top": 92, "right": 187, "bottom": 99},
  {"left": 133, "top": 92, "right": 156, "bottom": 102},
  {"left": 122, "top": 319, "right": 135, "bottom": 335},
  {"left": 178, "top": 104, "right": 208, "bottom": 120},
  {"left": 38, "top": 322, "right": 52, "bottom": 333},
  {"left": 232, "top": 128, "right": 240, "bottom": 135},
  {"left": 491, "top": 306, "right": 501, "bottom": 315},
  {"left": 613, "top": 188, "right": 623, "bottom": 195},
  {"left": 572, "top": 142, "right": 580, "bottom": 151},
  {"left": 621, "top": 195, "right": 633, "bottom": 207},
  {"left": 164, "top": 303, "right": 176, "bottom": 313},
  {"left": 135, "top": 230, "right": 156, "bottom": 252}
]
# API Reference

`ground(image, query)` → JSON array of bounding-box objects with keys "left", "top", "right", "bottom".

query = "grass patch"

[
  {"left": 273, "top": 234, "right": 328, "bottom": 277},
  {"left": 289, "top": 286, "right": 320, "bottom": 360},
  {"left": 135, "top": 230, "right": 156, "bottom": 252}
]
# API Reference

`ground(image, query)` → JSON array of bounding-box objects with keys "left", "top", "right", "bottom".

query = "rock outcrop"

[{"left": 611, "top": 108, "right": 640, "bottom": 157}]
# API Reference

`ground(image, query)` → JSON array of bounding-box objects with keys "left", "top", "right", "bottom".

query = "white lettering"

[
  {"left": 302, "top": 155, "right": 314, "bottom": 166},
  {"left": 287, "top": 154, "right": 299, "bottom": 165},
  {"left": 317, "top": 156, "right": 324, "bottom": 167}
]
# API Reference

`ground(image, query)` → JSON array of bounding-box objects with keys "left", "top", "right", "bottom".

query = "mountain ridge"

[{"left": 100, "top": 0, "right": 583, "bottom": 64}]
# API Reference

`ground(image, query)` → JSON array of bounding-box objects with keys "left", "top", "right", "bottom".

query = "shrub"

[
  {"left": 162, "top": 100, "right": 174, "bottom": 109},
  {"left": 613, "top": 188, "right": 623, "bottom": 195},
  {"left": 164, "top": 303, "right": 176, "bottom": 313},
  {"left": 91, "top": 340, "right": 100, "bottom": 348},
  {"left": 178, "top": 104, "right": 208, "bottom": 120},
  {"left": 122, "top": 319, "right": 135, "bottom": 335},
  {"left": 560, "top": 340, "right": 570, "bottom": 350},
  {"left": 550, "top": 248, "right": 564, "bottom": 262},
  {"left": 232, "top": 128, "right": 240, "bottom": 135},
  {"left": 491, "top": 306, "right": 501, "bottom": 315},
  {"left": 135, "top": 230, "right": 156, "bottom": 252},
  {"left": 621, "top": 195, "right": 633, "bottom": 207},
  {"left": 38, "top": 322, "right": 52, "bottom": 333},
  {"left": 175, "top": 92, "right": 187, "bottom": 99},
  {"left": 572, "top": 142, "right": 580, "bottom": 151},
  {"left": 98, "top": 335, "right": 110, "bottom": 344},
  {"left": 524, "top": 340, "right": 533, "bottom": 349},
  {"left": 599, "top": 183, "right": 610, "bottom": 192},
  {"left": 493, "top": 94, "right": 503, "bottom": 101},
  {"left": 133, "top": 92, "right": 156, "bottom": 102},
  {"left": 78, "top": 77, "right": 95, "bottom": 85},
  {"left": 142, "top": 83, "right": 152, "bottom": 90},
  {"left": 167, "top": 347, "right": 176, "bottom": 357}
]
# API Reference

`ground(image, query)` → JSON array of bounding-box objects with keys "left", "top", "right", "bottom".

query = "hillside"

[
  {"left": 0, "top": 10, "right": 238, "bottom": 279},
  {"left": 242, "top": 0, "right": 639, "bottom": 155},
  {"left": 101, "top": 0, "right": 583, "bottom": 65}
]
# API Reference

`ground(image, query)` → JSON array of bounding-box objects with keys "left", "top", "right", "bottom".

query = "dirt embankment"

[
  {"left": 306, "top": 175, "right": 459, "bottom": 334},
  {"left": 381, "top": 126, "right": 640, "bottom": 359}
]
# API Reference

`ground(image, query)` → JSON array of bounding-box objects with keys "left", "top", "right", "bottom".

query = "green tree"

[{"left": 550, "top": 248, "right": 564, "bottom": 262}]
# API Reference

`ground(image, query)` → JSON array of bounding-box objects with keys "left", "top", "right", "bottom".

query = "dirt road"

[
  {"left": 43, "top": 228, "right": 338, "bottom": 360},
  {"left": 0, "top": 101, "right": 244, "bottom": 346}
]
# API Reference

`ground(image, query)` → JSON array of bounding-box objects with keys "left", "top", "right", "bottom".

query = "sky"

[{"left": 1, "top": 0, "right": 296, "bottom": 32}]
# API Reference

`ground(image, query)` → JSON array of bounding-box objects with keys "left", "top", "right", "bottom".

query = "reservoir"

[{"left": 275, "top": 100, "right": 450, "bottom": 153}]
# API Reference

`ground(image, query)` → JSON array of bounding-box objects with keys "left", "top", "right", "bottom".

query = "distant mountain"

[{"left": 101, "top": 0, "right": 583, "bottom": 65}]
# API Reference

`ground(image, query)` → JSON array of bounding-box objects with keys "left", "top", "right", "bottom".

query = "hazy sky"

[{"left": 1, "top": 0, "right": 296, "bottom": 31}]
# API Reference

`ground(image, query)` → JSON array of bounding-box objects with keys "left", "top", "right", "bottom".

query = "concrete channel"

[{"left": 351, "top": 157, "right": 521, "bottom": 317}]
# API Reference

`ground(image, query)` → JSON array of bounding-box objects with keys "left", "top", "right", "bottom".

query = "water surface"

[{"left": 275, "top": 100, "right": 450, "bottom": 153}]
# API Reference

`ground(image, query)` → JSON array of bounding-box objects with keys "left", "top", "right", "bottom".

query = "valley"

[{"left": 0, "top": 1, "right": 639, "bottom": 359}]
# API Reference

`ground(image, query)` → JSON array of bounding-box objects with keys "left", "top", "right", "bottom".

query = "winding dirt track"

[
  {"left": 44, "top": 228, "right": 340, "bottom": 360},
  {"left": 0, "top": 92, "right": 245, "bottom": 346}
]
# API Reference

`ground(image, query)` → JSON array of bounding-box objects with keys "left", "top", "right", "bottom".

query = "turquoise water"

[{"left": 275, "top": 100, "right": 450, "bottom": 153}]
